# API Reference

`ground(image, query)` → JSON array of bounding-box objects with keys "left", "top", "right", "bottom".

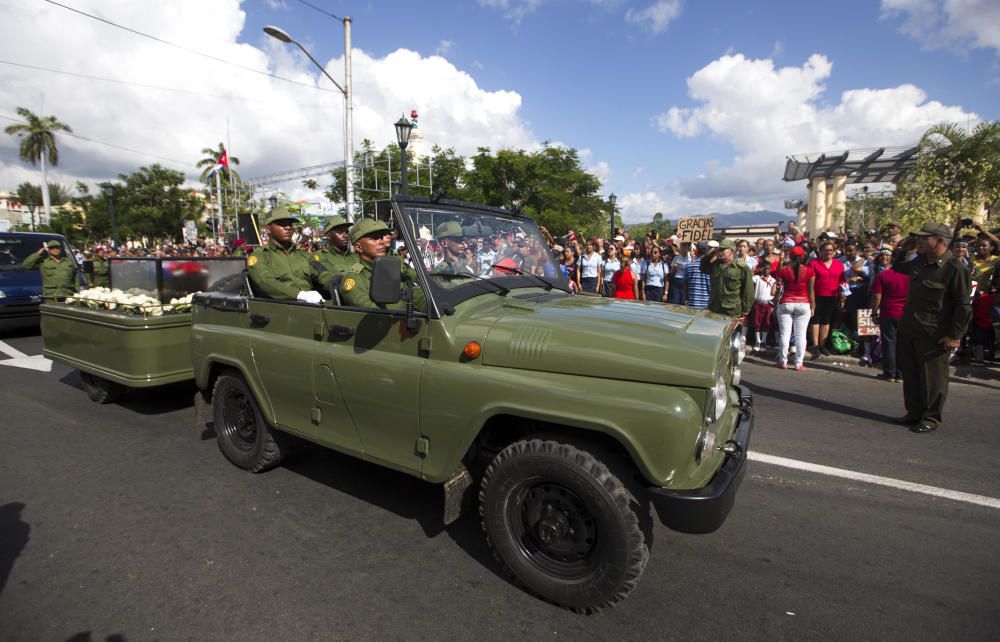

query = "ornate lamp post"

[
  {"left": 394, "top": 117, "right": 414, "bottom": 196},
  {"left": 608, "top": 192, "right": 617, "bottom": 241}
]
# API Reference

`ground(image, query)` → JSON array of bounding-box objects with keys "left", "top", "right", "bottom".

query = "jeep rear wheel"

[
  {"left": 79, "top": 371, "right": 125, "bottom": 404},
  {"left": 479, "top": 439, "right": 649, "bottom": 612},
  {"left": 213, "top": 373, "right": 287, "bottom": 472}
]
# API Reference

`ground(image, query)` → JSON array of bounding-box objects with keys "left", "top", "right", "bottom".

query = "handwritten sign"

[
  {"left": 676, "top": 216, "right": 716, "bottom": 243},
  {"left": 857, "top": 309, "right": 880, "bottom": 336}
]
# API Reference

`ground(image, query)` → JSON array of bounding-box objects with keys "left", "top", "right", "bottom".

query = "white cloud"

[
  {"left": 655, "top": 52, "right": 977, "bottom": 206},
  {"left": 0, "top": 0, "right": 539, "bottom": 202},
  {"left": 617, "top": 190, "right": 767, "bottom": 224},
  {"left": 625, "top": 0, "right": 683, "bottom": 34},
  {"left": 882, "top": 0, "right": 1000, "bottom": 54},
  {"left": 435, "top": 39, "right": 453, "bottom": 55},
  {"left": 589, "top": 161, "right": 611, "bottom": 182},
  {"left": 478, "top": 0, "right": 543, "bottom": 23}
]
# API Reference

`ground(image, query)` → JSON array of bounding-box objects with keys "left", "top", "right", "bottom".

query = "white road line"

[
  {"left": 750, "top": 451, "right": 1000, "bottom": 510},
  {"left": 0, "top": 339, "right": 29, "bottom": 359}
]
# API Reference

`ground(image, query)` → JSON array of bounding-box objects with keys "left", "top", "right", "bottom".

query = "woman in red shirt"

[
  {"left": 774, "top": 246, "right": 815, "bottom": 369},
  {"left": 809, "top": 241, "right": 846, "bottom": 358},
  {"left": 613, "top": 254, "right": 639, "bottom": 299}
]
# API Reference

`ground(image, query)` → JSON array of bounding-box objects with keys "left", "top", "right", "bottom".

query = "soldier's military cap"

[
  {"left": 46, "top": 240, "right": 61, "bottom": 248},
  {"left": 436, "top": 221, "right": 464, "bottom": 239},
  {"left": 262, "top": 205, "right": 300, "bottom": 226},
  {"left": 718, "top": 239, "right": 738, "bottom": 251},
  {"left": 350, "top": 218, "right": 390, "bottom": 244},
  {"left": 910, "top": 222, "right": 952, "bottom": 238},
  {"left": 323, "top": 215, "right": 350, "bottom": 233}
]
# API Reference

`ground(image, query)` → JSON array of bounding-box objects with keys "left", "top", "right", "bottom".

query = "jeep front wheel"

[
  {"left": 478, "top": 439, "right": 649, "bottom": 612},
  {"left": 213, "top": 373, "right": 288, "bottom": 472}
]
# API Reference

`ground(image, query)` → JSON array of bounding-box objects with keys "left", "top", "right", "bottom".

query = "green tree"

[
  {"left": 114, "top": 165, "right": 203, "bottom": 244},
  {"left": 4, "top": 107, "right": 73, "bottom": 224}
]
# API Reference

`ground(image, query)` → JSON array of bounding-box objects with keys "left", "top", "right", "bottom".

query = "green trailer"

[{"left": 40, "top": 302, "right": 194, "bottom": 402}]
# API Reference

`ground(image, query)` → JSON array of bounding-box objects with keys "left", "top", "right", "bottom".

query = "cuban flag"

[{"left": 207, "top": 148, "right": 230, "bottom": 179}]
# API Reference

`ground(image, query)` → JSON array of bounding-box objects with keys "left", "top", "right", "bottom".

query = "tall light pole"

[
  {"left": 100, "top": 183, "right": 117, "bottom": 246},
  {"left": 394, "top": 117, "right": 414, "bottom": 196},
  {"left": 264, "top": 22, "right": 355, "bottom": 222},
  {"left": 608, "top": 193, "right": 617, "bottom": 241}
]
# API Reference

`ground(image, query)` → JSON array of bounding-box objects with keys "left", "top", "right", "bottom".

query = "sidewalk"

[{"left": 744, "top": 347, "right": 1000, "bottom": 391}]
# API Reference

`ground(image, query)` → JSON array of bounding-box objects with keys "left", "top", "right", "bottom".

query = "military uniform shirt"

[
  {"left": 21, "top": 253, "right": 79, "bottom": 299},
  {"left": 247, "top": 241, "right": 317, "bottom": 300},
  {"left": 91, "top": 258, "right": 111, "bottom": 288},
  {"left": 340, "top": 259, "right": 426, "bottom": 311},
  {"left": 700, "top": 255, "right": 754, "bottom": 317},
  {"left": 313, "top": 246, "right": 354, "bottom": 278},
  {"left": 893, "top": 250, "right": 973, "bottom": 340}
]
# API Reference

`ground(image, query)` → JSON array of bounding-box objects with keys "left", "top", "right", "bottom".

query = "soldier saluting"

[
  {"left": 21, "top": 240, "right": 79, "bottom": 301},
  {"left": 247, "top": 205, "right": 323, "bottom": 303},
  {"left": 700, "top": 239, "right": 754, "bottom": 319},
  {"left": 892, "top": 222, "right": 973, "bottom": 433}
]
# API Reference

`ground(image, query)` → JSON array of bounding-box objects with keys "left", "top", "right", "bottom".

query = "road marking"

[
  {"left": 750, "top": 451, "right": 1000, "bottom": 510},
  {"left": 0, "top": 339, "right": 53, "bottom": 372}
]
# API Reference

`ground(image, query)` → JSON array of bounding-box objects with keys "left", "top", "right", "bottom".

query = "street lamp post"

[
  {"left": 608, "top": 192, "right": 617, "bottom": 241},
  {"left": 25, "top": 202, "right": 36, "bottom": 232},
  {"left": 394, "top": 117, "right": 414, "bottom": 196},
  {"left": 268, "top": 194, "right": 278, "bottom": 211},
  {"left": 264, "top": 22, "right": 355, "bottom": 222}
]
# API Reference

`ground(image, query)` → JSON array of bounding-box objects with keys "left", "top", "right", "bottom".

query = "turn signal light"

[{"left": 463, "top": 341, "right": 482, "bottom": 359}]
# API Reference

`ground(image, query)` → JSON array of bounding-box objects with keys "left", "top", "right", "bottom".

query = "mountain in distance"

[{"left": 705, "top": 210, "right": 786, "bottom": 227}]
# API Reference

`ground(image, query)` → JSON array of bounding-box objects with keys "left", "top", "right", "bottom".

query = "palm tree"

[
  {"left": 919, "top": 120, "right": 1000, "bottom": 214},
  {"left": 4, "top": 107, "right": 73, "bottom": 225},
  {"left": 196, "top": 143, "right": 241, "bottom": 183}
]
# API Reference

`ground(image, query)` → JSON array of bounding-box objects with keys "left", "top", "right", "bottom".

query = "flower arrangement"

[{"left": 65, "top": 287, "right": 197, "bottom": 316}]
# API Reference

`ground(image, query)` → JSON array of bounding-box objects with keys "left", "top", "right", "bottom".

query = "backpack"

[{"left": 830, "top": 330, "right": 856, "bottom": 355}]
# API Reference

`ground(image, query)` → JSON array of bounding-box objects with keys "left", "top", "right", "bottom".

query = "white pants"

[{"left": 777, "top": 302, "right": 811, "bottom": 367}]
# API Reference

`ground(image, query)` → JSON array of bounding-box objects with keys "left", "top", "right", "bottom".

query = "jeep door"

[
  {"left": 246, "top": 298, "right": 361, "bottom": 454},
  {"left": 319, "top": 306, "right": 427, "bottom": 475}
]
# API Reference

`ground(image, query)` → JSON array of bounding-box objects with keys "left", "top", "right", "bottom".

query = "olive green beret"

[
  {"left": 718, "top": 239, "right": 737, "bottom": 251},
  {"left": 350, "top": 218, "right": 390, "bottom": 244},
  {"left": 262, "top": 205, "right": 300, "bottom": 226},
  {"left": 436, "top": 221, "right": 464, "bottom": 239},
  {"left": 46, "top": 240, "right": 61, "bottom": 248},
  {"left": 323, "top": 215, "right": 350, "bottom": 233},
  {"left": 910, "top": 222, "right": 952, "bottom": 238}
]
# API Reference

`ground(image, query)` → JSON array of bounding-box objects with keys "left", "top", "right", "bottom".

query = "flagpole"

[{"left": 214, "top": 170, "right": 224, "bottom": 245}]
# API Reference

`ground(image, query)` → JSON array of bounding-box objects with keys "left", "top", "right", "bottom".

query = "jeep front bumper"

[{"left": 649, "top": 384, "right": 753, "bottom": 534}]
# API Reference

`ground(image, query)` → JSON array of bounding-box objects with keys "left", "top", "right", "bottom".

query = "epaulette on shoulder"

[{"left": 347, "top": 262, "right": 364, "bottom": 273}]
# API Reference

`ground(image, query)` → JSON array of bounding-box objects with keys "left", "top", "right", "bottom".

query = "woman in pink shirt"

[
  {"left": 871, "top": 248, "right": 910, "bottom": 381},
  {"left": 809, "top": 241, "right": 846, "bottom": 358}
]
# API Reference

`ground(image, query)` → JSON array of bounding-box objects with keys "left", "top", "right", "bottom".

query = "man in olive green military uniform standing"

[
  {"left": 91, "top": 247, "right": 111, "bottom": 288},
  {"left": 311, "top": 215, "right": 354, "bottom": 296},
  {"left": 700, "top": 239, "right": 754, "bottom": 318},
  {"left": 22, "top": 240, "right": 79, "bottom": 300},
  {"left": 892, "top": 222, "right": 973, "bottom": 433},
  {"left": 340, "top": 219, "right": 424, "bottom": 310},
  {"left": 247, "top": 205, "right": 323, "bottom": 303},
  {"left": 432, "top": 221, "right": 474, "bottom": 276}
]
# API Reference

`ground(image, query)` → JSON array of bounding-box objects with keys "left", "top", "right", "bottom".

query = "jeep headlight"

[
  {"left": 708, "top": 375, "right": 727, "bottom": 423},
  {"left": 732, "top": 331, "right": 746, "bottom": 364}
]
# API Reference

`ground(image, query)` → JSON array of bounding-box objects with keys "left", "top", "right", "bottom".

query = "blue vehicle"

[{"left": 0, "top": 232, "right": 82, "bottom": 331}]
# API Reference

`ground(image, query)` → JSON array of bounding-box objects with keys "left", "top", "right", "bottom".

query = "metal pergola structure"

[{"left": 783, "top": 144, "right": 920, "bottom": 184}]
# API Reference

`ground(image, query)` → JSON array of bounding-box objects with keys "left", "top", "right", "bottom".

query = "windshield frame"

[{"left": 390, "top": 197, "right": 572, "bottom": 314}]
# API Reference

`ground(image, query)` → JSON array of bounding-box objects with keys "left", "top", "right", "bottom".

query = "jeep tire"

[
  {"left": 479, "top": 439, "right": 649, "bottom": 612},
  {"left": 79, "top": 371, "right": 125, "bottom": 404},
  {"left": 213, "top": 373, "right": 288, "bottom": 472}
]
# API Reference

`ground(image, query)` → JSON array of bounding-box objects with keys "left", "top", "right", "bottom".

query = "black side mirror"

[{"left": 370, "top": 256, "right": 402, "bottom": 305}]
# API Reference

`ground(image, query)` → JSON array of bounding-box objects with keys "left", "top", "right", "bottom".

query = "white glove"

[{"left": 296, "top": 290, "right": 323, "bottom": 304}]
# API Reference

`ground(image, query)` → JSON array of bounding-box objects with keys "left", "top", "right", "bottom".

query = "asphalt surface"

[{"left": 1, "top": 327, "right": 999, "bottom": 641}]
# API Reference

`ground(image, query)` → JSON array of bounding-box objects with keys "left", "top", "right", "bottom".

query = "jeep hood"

[{"left": 482, "top": 294, "right": 731, "bottom": 388}]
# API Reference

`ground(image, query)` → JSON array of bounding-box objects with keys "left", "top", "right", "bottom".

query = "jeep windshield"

[
  {"left": 398, "top": 202, "right": 571, "bottom": 297},
  {"left": 0, "top": 237, "right": 39, "bottom": 271}
]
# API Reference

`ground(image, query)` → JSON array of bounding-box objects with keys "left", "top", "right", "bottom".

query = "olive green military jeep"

[{"left": 191, "top": 197, "right": 753, "bottom": 612}]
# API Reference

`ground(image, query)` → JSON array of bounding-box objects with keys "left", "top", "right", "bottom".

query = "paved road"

[{"left": 1, "top": 328, "right": 998, "bottom": 641}]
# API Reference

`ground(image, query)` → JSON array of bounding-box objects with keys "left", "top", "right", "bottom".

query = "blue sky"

[{"left": 1, "top": 0, "right": 997, "bottom": 221}]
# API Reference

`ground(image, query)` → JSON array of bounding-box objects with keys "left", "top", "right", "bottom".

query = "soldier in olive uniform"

[
  {"left": 700, "top": 239, "right": 754, "bottom": 318},
  {"left": 91, "top": 247, "right": 111, "bottom": 288},
  {"left": 21, "top": 240, "right": 79, "bottom": 300},
  {"left": 892, "top": 222, "right": 973, "bottom": 433},
  {"left": 432, "top": 221, "right": 475, "bottom": 276},
  {"left": 311, "top": 215, "right": 354, "bottom": 296},
  {"left": 247, "top": 206, "right": 323, "bottom": 303},
  {"left": 340, "top": 219, "right": 424, "bottom": 311}
]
